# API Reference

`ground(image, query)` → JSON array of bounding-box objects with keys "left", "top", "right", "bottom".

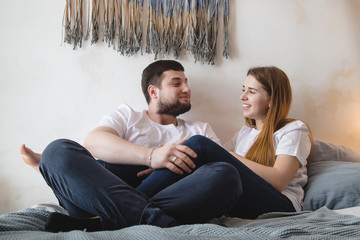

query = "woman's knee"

[
  {"left": 185, "top": 135, "right": 212, "bottom": 146},
  {"left": 184, "top": 135, "right": 218, "bottom": 158},
  {"left": 206, "top": 162, "right": 242, "bottom": 190},
  {"left": 197, "top": 162, "right": 242, "bottom": 215},
  {"left": 197, "top": 162, "right": 242, "bottom": 198}
]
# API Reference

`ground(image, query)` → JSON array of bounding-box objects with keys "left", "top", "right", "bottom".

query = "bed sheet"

[
  {"left": 1, "top": 206, "right": 360, "bottom": 240},
  {"left": 333, "top": 206, "right": 360, "bottom": 217}
]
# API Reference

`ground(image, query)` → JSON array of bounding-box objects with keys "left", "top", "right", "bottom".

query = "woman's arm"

[{"left": 230, "top": 152, "right": 300, "bottom": 192}]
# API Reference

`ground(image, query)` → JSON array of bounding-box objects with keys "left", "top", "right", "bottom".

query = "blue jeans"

[
  {"left": 139, "top": 135, "right": 296, "bottom": 219},
  {"left": 39, "top": 139, "right": 241, "bottom": 230}
]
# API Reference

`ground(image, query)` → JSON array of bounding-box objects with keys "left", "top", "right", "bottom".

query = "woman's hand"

[{"left": 140, "top": 140, "right": 197, "bottom": 176}]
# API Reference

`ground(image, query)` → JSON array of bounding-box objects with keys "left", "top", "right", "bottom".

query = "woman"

[{"left": 141, "top": 66, "right": 313, "bottom": 218}]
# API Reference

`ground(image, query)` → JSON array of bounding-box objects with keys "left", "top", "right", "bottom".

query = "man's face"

[{"left": 157, "top": 70, "right": 191, "bottom": 116}]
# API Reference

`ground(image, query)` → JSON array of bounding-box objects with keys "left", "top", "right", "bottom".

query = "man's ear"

[{"left": 148, "top": 85, "right": 159, "bottom": 100}]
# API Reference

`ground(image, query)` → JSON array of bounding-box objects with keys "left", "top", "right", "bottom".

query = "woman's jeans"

[
  {"left": 39, "top": 139, "right": 241, "bottom": 230},
  {"left": 138, "top": 135, "right": 296, "bottom": 219}
]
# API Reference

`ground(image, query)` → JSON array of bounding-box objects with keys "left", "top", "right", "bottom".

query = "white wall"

[{"left": 1, "top": 0, "right": 359, "bottom": 214}]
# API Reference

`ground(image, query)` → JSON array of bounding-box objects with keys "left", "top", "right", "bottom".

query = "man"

[{"left": 21, "top": 60, "right": 240, "bottom": 232}]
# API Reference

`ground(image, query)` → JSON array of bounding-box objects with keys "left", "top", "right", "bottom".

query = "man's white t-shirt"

[
  {"left": 224, "top": 120, "right": 311, "bottom": 212},
  {"left": 98, "top": 104, "right": 221, "bottom": 148}
]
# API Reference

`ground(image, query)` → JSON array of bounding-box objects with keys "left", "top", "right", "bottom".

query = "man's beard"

[{"left": 157, "top": 98, "right": 191, "bottom": 116}]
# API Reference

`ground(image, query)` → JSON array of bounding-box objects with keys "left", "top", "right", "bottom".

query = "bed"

[{"left": 1, "top": 140, "right": 360, "bottom": 239}]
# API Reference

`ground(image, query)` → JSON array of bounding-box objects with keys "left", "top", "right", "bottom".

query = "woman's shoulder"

[
  {"left": 237, "top": 125, "right": 255, "bottom": 137},
  {"left": 224, "top": 125, "right": 254, "bottom": 152},
  {"left": 232, "top": 125, "right": 259, "bottom": 143},
  {"left": 277, "top": 120, "right": 309, "bottom": 134}
]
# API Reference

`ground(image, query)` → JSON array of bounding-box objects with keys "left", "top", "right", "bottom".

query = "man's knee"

[{"left": 40, "top": 139, "right": 83, "bottom": 172}]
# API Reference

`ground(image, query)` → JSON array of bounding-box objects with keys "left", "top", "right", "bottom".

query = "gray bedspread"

[{"left": 1, "top": 207, "right": 360, "bottom": 239}]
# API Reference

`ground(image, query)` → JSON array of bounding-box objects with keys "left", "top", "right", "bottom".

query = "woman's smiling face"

[{"left": 241, "top": 75, "right": 271, "bottom": 129}]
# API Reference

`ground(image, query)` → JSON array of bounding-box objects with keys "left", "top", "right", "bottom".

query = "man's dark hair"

[{"left": 141, "top": 60, "right": 185, "bottom": 104}]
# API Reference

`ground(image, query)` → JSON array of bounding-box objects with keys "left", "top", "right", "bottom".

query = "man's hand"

[{"left": 140, "top": 140, "right": 197, "bottom": 176}]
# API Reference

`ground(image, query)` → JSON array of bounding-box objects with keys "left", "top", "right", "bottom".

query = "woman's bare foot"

[{"left": 20, "top": 144, "right": 41, "bottom": 172}]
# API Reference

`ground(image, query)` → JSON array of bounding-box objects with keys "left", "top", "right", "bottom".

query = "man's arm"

[
  {"left": 83, "top": 126, "right": 149, "bottom": 165},
  {"left": 83, "top": 126, "right": 196, "bottom": 174}
]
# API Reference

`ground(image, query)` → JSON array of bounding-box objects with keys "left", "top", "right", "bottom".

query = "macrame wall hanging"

[{"left": 63, "top": 0, "right": 230, "bottom": 65}]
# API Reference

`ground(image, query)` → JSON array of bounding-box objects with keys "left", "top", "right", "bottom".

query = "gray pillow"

[
  {"left": 310, "top": 140, "right": 360, "bottom": 163},
  {"left": 303, "top": 141, "right": 360, "bottom": 211}
]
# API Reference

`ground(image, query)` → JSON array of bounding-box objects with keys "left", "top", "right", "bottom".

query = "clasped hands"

[{"left": 137, "top": 140, "right": 197, "bottom": 178}]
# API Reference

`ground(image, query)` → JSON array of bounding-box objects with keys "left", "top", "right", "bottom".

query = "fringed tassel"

[
  {"left": 134, "top": 0, "right": 144, "bottom": 55},
  {"left": 123, "top": 0, "right": 131, "bottom": 55},
  {"left": 204, "top": 0, "right": 219, "bottom": 65},
  {"left": 91, "top": 0, "right": 100, "bottom": 44},
  {"left": 161, "top": 0, "right": 173, "bottom": 56},
  {"left": 193, "top": 0, "right": 206, "bottom": 63},
  {"left": 73, "top": 0, "right": 83, "bottom": 49},
  {"left": 102, "top": 0, "right": 109, "bottom": 45},
  {"left": 153, "top": 0, "right": 163, "bottom": 59},
  {"left": 146, "top": 0, "right": 161, "bottom": 59},
  {"left": 145, "top": 0, "right": 152, "bottom": 54},
  {"left": 125, "top": 0, "right": 144, "bottom": 55},
  {"left": 172, "top": 0, "right": 185, "bottom": 59},
  {"left": 116, "top": 0, "right": 125, "bottom": 55},
  {"left": 63, "top": 0, "right": 72, "bottom": 45},
  {"left": 84, "top": 0, "right": 91, "bottom": 41},
  {"left": 223, "top": 0, "right": 230, "bottom": 59},
  {"left": 186, "top": 0, "right": 194, "bottom": 56},
  {"left": 104, "top": 0, "right": 116, "bottom": 48},
  {"left": 62, "top": 0, "right": 90, "bottom": 49}
]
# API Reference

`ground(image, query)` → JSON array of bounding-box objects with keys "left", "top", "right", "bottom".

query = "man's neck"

[{"left": 147, "top": 109, "right": 178, "bottom": 126}]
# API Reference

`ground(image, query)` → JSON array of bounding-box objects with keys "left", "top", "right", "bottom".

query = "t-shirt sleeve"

[
  {"left": 276, "top": 121, "right": 312, "bottom": 166},
  {"left": 223, "top": 126, "right": 250, "bottom": 153},
  {"left": 223, "top": 133, "right": 238, "bottom": 152},
  {"left": 203, "top": 124, "right": 222, "bottom": 145},
  {"left": 98, "top": 104, "right": 131, "bottom": 138}
]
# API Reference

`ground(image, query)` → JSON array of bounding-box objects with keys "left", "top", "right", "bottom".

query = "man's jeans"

[
  {"left": 39, "top": 139, "right": 241, "bottom": 230},
  {"left": 137, "top": 135, "right": 296, "bottom": 219}
]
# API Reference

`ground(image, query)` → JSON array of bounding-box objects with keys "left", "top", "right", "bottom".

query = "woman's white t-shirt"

[{"left": 224, "top": 120, "right": 311, "bottom": 212}]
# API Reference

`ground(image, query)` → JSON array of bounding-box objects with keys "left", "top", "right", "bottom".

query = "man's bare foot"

[{"left": 20, "top": 144, "right": 41, "bottom": 172}]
